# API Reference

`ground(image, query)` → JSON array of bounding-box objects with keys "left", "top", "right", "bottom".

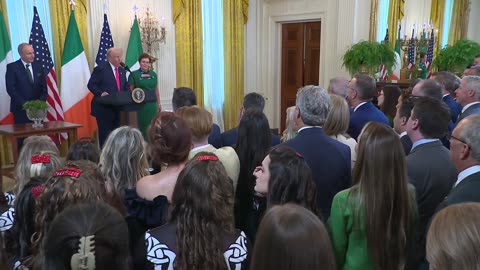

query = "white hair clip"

[{"left": 70, "top": 235, "right": 95, "bottom": 270}]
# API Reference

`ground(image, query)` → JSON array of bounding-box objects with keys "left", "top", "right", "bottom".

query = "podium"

[{"left": 96, "top": 90, "right": 157, "bottom": 127}]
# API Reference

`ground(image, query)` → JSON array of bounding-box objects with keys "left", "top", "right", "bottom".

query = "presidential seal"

[{"left": 131, "top": 87, "right": 145, "bottom": 104}]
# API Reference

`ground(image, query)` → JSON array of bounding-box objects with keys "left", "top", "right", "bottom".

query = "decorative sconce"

[{"left": 138, "top": 7, "right": 166, "bottom": 55}]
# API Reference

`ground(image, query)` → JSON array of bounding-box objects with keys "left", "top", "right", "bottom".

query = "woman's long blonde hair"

[{"left": 324, "top": 94, "right": 350, "bottom": 137}]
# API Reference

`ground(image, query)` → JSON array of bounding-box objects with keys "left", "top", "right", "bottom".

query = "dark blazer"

[
  {"left": 284, "top": 128, "right": 351, "bottom": 219},
  {"left": 347, "top": 102, "right": 389, "bottom": 140},
  {"left": 400, "top": 133, "right": 412, "bottom": 155},
  {"left": 436, "top": 171, "right": 480, "bottom": 212},
  {"left": 442, "top": 94, "right": 462, "bottom": 124},
  {"left": 5, "top": 60, "right": 47, "bottom": 123},
  {"left": 221, "top": 127, "right": 281, "bottom": 147},
  {"left": 208, "top": 124, "right": 222, "bottom": 148},
  {"left": 456, "top": 103, "right": 480, "bottom": 124}
]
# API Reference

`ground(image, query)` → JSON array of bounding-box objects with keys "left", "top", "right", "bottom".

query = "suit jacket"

[
  {"left": 5, "top": 60, "right": 47, "bottom": 115},
  {"left": 456, "top": 103, "right": 480, "bottom": 124},
  {"left": 348, "top": 102, "right": 389, "bottom": 140},
  {"left": 221, "top": 127, "right": 281, "bottom": 147},
  {"left": 284, "top": 128, "right": 351, "bottom": 219},
  {"left": 436, "top": 171, "right": 480, "bottom": 212},
  {"left": 406, "top": 140, "right": 456, "bottom": 241},
  {"left": 442, "top": 94, "right": 462, "bottom": 124},
  {"left": 208, "top": 124, "right": 222, "bottom": 148},
  {"left": 400, "top": 133, "right": 413, "bottom": 155},
  {"left": 87, "top": 62, "right": 129, "bottom": 118}
]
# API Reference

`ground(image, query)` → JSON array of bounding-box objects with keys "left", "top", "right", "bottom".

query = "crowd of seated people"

[{"left": 1, "top": 67, "right": 480, "bottom": 270}]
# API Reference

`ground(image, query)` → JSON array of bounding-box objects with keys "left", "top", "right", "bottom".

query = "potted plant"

[
  {"left": 433, "top": 39, "right": 480, "bottom": 75},
  {"left": 342, "top": 41, "right": 395, "bottom": 78},
  {"left": 23, "top": 100, "right": 48, "bottom": 128}
]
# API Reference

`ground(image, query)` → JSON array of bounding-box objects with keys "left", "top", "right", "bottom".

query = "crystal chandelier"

[{"left": 138, "top": 7, "right": 166, "bottom": 55}]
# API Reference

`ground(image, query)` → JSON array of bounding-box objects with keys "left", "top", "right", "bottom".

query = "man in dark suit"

[
  {"left": 432, "top": 71, "right": 462, "bottom": 123},
  {"left": 393, "top": 93, "right": 414, "bottom": 155},
  {"left": 284, "top": 85, "right": 351, "bottom": 219},
  {"left": 87, "top": 47, "right": 130, "bottom": 147},
  {"left": 171, "top": 87, "right": 222, "bottom": 148},
  {"left": 436, "top": 114, "right": 480, "bottom": 212},
  {"left": 454, "top": 75, "right": 480, "bottom": 124},
  {"left": 406, "top": 97, "right": 457, "bottom": 267},
  {"left": 346, "top": 74, "right": 389, "bottom": 140},
  {"left": 221, "top": 92, "right": 280, "bottom": 147},
  {"left": 6, "top": 43, "right": 47, "bottom": 124}
]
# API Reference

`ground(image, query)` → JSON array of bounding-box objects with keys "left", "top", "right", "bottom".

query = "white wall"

[
  {"left": 467, "top": 0, "right": 480, "bottom": 43},
  {"left": 87, "top": 0, "right": 176, "bottom": 110}
]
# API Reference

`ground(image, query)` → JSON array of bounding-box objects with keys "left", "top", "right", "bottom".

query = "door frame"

[{"left": 267, "top": 12, "right": 324, "bottom": 129}]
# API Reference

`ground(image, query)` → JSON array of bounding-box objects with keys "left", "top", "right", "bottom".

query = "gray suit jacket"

[{"left": 456, "top": 103, "right": 480, "bottom": 124}]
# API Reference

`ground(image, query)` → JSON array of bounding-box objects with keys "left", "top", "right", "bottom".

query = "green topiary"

[{"left": 342, "top": 41, "right": 395, "bottom": 77}]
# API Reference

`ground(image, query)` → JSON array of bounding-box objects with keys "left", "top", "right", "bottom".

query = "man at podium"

[{"left": 87, "top": 47, "right": 129, "bottom": 147}]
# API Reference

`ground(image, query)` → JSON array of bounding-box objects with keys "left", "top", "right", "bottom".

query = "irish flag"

[
  {"left": 125, "top": 16, "right": 143, "bottom": 72},
  {"left": 0, "top": 12, "right": 13, "bottom": 125},
  {"left": 61, "top": 10, "right": 96, "bottom": 138}
]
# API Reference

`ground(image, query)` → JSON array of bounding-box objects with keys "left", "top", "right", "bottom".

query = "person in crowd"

[
  {"left": 427, "top": 203, "right": 480, "bottom": 270},
  {"left": 66, "top": 137, "right": 100, "bottom": 163},
  {"left": 176, "top": 105, "right": 240, "bottom": 190},
  {"left": 328, "top": 122, "right": 417, "bottom": 270},
  {"left": 324, "top": 94, "right": 357, "bottom": 168},
  {"left": 172, "top": 87, "right": 221, "bottom": 148},
  {"left": 406, "top": 97, "right": 457, "bottom": 266},
  {"left": 454, "top": 75, "right": 480, "bottom": 124},
  {"left": 327, "top": 76, "right": 349, "bottom": 98},
  {"left": 87, "top": 47, "right": 130, "bottom": 147},
  {"left": 432, "top": 71, "right": 462, "bottom": 123},
  {"left": 234, "top": 109, "right": 272, "bottom": 241},
  {"left": 436, "top": 115, "right": 480, "bottom": 211},
  {"left": 144, "top": 152, "right": 250, "bottom": 270},
  {"left": 378, "top": 85, "right": 401, "bottom": 126},
  {"left": 250, "top": 204, "right": 336, "bottom": 270},
  {"left": 222, "top": 92, "right": 281, "bottom": 147},
  {"left": 284, "top": 85, "right": 351, "bottom": 219},
  {"left": 27, "top": 160, "right": 106, "bottom": 269},
  {"left": 346, "top": 74, "right": 389, "bottom": 140},
  {"left": 253, "top": 145, "right": 319, "bottom": 216},
  {"left": 5, "top": 43, "right": 47, "bottom": 126},
  {"left": 135, "top": 112, "right": 191, "bottom": 223},
  {"left": 280, "top": 106, "right": 297, "bottom": 142},
  {"left": 393, "top": 93, "right": 415, "bottom": 155},
  {"left": 128, "top": 53, "right": 161, "bottom": 140},
  {"left": 42, "top": 202, "right": 130, "bottom": 270}
]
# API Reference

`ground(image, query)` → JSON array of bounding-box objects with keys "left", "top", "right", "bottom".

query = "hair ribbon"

[
  {"left": 53, "top": 168, "right": 83, "bottom": 178},
  {"left": 31, "top": 185, "right": 43, "bottom": 200},
  {"left": 31, "top": 154, "right": 50, "bottom": 164},
  {"left": 196, "top": 155, "right": 219, "bottom": 161}
]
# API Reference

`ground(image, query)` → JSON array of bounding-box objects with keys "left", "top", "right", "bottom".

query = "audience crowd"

[{"left": 2, "top": 69, "right": 480, "bottom": 270}]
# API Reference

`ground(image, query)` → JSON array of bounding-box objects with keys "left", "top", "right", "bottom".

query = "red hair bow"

[
  {"left": 31, "top": 154, "right": 51, "bottom": 164},
  {"left": 196, "top": 155, "right": 219, "bottom": 161},
  {"left": 53, "top": 168, "right": 83, "bottom": 178},
  {"left": 32, "top": 185, "right": 44, "bottom": 200}
]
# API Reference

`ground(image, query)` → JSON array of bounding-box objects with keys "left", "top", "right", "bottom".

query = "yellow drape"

[
  {"left": 387, "top": 0, "right": 404, "bottom": 48},
  {"left": 49, "top": 0, "right": 89, "bottom": 85},
  {"left": 0, "top": 0, "right": 8, "bottom": 30},
  {"left": 448, "top": 0, "right": 470, "bottom": 45},
  {"left": 173, "top": 0, "right": 204, "bottom": 108},
  {"left": 369, "top": 0, "right": 379, "bottom": 41},
  {"left": 223, "top": 0, "right": 248, "bottom": 130},
  {"left": 430, "top": 0, "right": 445, "bottom": 57}
]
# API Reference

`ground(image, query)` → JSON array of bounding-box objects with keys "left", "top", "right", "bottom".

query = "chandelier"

[{"left": 138, "top": 7, "right": 166, "bottom": 55}]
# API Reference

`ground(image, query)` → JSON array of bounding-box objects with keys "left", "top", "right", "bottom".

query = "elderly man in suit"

[
  {"left": 6, "top": 43, "right": 47, "bottom": 125},
  {"left": 346, "top": 74, "right": 389, "bottom": 140},
  {"left": 284, "top": 85, "right": 351, "bottom": 219},
  {"left": 455, "top": 75, "right": 480, "bottom": 124},
  {"left": 87, "top": 47, "right": 130, "bottom": 147}
]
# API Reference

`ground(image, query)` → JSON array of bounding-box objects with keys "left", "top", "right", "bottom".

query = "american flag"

[
  {"left": 407, "top": 28, "right": 415, "bottom": 70},
  {"left": 426, "top": 30, "right": 434, "bottom": 78},
  {"left": 29, "top": 6, "right": 66, "bottom": 141},
  {"left": 95, "top": 13, "right": 114, "bottom": 66},
  {"left": 379, "top": 29, "right": 389, "bottom": 81}
]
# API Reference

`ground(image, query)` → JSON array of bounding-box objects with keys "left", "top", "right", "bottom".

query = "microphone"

[{"left": 120, "top": 62, "right": 131, "bottom": 72}]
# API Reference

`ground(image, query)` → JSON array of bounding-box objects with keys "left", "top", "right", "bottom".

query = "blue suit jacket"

[
  {"left": 208, "top": 124, "right": 222, "bottom": 148},
  {"left": 6, "top": 60, "right": 47, "bottom": 121},
  {"left": 348, "top": 102, "right": 389, "bottom": 140},
  {"left": 284, "top": 128, "right": 351, "bottom": 219},
  {"left": 87, "top": 62, "right": 129, "bottom": 119},
  {"left": 221, "top": 127, "right": 281, "bottom": 147},
  {"left": 442, "top": 94, "right": 461, "bottom": 124}
]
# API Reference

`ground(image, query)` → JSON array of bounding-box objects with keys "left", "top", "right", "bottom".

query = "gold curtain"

[
  {"left": 0, "top": 0, "right": 12, "bottom": 167},
  {"left": 369, "top": 0, "right": 379, "bottom": 41},
  {"left": 448, "top": 0, "right": 470, "bottom": 45},
  {"left": 0, "top": 0, "right": 7, "bottom": 29},
  {"left": 173, "top": 0, "right": 204, "bottom": 108},
  {"left": 49, "top": 0, "right": 89, "bottom": 85},
  {"left": 430, "top": 0, "right": 445, "bottom": 56},
  {"left": 387, "top": 0, "right": 405, "bottom": 48},
  {"left": 223, "top": 0, "right": 248, "bottom": 130}
]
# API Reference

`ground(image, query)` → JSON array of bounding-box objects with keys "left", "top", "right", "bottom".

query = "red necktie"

[{"left": 115, "top": 67, "right": 121, "bottom": 92}]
